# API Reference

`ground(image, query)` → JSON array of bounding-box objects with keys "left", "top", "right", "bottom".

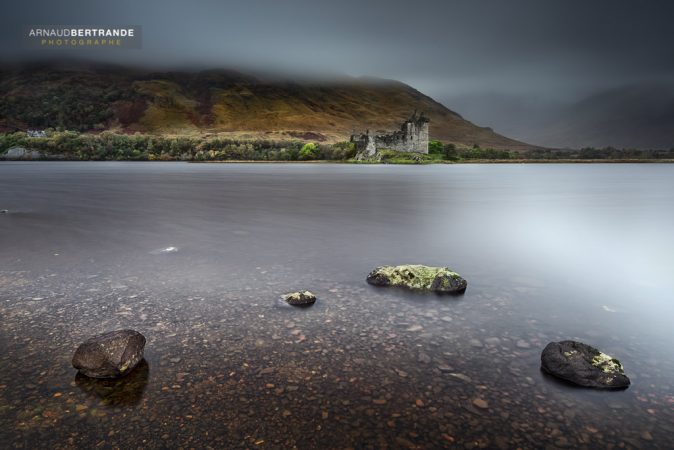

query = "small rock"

[
  {"left": 469, "top": 339, "right": 483, "bottom": 348},
  {"left": 282, "top": 290, "right": 317, "bottom": 306},
  {"left": 516, "top": 340, "right": 531, "bottom": 349},
  {"left": 72, "top": 329, "right": 146, "bottom": 379},
  {"left": 554, "top": 437, "right": 570, "bottom": 447},
  {"left": 449, "top": 373, "right": 472, "bottom": 383},
  {"left": 75, "top": 404, "right": 88, "bottom": 413},
  {"left": 607, "top": 401, "right": 627, "bottom": 409},
  {"left": 472, "top": 398, "right": 489, "bottom": 409},
  {"left": 442, "top": 434, "right": 455, "bottom": 444},
  {"left": 417, "top": 352, "right": 432, "bottom": 364},
  {"left": 641, "top": 431, "right": 653, "bottom": 441},
  {"left": 0, "top": 209, "right": 8, "bottom": 214}
]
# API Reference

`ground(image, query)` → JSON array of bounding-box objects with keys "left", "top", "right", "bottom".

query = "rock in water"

[
  {"left": 282, "top": 290, "right": 317, "bottom": 306},
  {"left": 366, "top": 265, "right": 467, "bottom": 294},
  {"left": 72, "top": 330, "right": 146, "bottom": 379},
  {"left": 541, "top": 340, "right": 630, "bottom": 389}
]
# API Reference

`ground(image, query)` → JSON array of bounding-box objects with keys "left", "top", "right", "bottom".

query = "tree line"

[{"left": 1, "top": 132, "right": 672, "bottom": 161}]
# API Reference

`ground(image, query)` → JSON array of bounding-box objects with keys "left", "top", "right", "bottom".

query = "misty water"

[{"left": 1, "top": 162, "right": 673, "bottom": 449}]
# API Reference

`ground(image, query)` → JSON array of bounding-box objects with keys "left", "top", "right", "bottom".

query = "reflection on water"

[
  {"left": 74, "top": 359, "right": 149, "bottom": 407},
  {"left": 0, "top": 162, "right": 673, "bottom": 448}
]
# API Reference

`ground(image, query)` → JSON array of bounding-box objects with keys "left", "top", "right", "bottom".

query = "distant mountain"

[
  {"left": 0, "top": 61, "right": 535, "bottom": 151},
  {"left": 447, "top": 84, "right": 674, "bottom": 150},
  {"left": 529, "top": 84, "right": 674, "bottom": 150}
]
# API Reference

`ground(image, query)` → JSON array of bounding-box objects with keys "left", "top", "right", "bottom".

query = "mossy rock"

[
  {"left": 366, "top": 264, "right": 467, "bottom": 294},
  {"left": 541, "top": 340, "right": 630, "bottom": 389},
  {"left": 282, "top": 290, "right": 317, "bottom": 306}
]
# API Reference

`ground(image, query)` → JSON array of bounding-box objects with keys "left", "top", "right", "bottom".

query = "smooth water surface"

[{"left": 1, "top": 162, "right": 673, "bottom": 449}]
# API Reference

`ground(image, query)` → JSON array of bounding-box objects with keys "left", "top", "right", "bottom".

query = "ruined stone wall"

[
  {"left": 374, "top": 120, "right": 428, "bottom": 154},
  {"left": 351, "top": 113, "right": 429, "bottom": 155},
  {"left": 351, "top": 134, "right": 377, "bottom": 156}
]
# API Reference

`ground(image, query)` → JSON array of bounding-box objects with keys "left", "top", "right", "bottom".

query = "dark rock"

[
  {"left": 366, "top": 264, "right": 467, "bottom": 294},
  {"left": 72, "top": 329, "right": 146, "bottom": 379},
  {"left": 282, "top": 290, "right": 317, "bottom": 306},
  {"left": 540, "top": 340, "right": 630, "bottom": 389}
]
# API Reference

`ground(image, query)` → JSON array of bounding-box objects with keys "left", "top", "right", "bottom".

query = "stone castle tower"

[{"left": 350, "top": 111, "right": 430, "bottom": 156}]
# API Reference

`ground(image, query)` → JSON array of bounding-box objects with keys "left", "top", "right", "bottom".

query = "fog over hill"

[{"left": 444, "top": 83, "right": 674, "bottom": 150}]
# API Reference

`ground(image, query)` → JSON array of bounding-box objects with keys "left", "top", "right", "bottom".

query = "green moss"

[
  {"left": 371, "top": 265, "right": 462, "bottom": 290},
  {"left": 282, "top": 290, "right": 316, "bottom": 305},
  {"left": 591, "top": 352, "right": 624, "bottom": 374}
]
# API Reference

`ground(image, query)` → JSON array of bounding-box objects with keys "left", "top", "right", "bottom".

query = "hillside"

[{"left": 0, "top": 62, "right": 535, "bottom": 151}]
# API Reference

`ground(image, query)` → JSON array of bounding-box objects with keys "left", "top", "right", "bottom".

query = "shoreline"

[{"left": 3, "top": 158, "right": 674, "bottom": 164}]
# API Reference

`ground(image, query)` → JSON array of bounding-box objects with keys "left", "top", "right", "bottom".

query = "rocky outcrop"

[
  {"left": 366, "top": 265, "right": 467, "bottom": 294},
  {"left": 3, "top": 147, "right": 43, "bottom": 160},
  {"left": 541, "top": 340, "right": 630, "bottom": 389},
  {"left": 282, "top": 290, "right": 317, "bottom": 306},
  {"left": 72, "top": 329, "right": 146, "bottom": 379}
]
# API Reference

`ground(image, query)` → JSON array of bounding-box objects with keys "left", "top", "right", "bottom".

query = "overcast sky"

[{"left": 2, "top": 0, "right": 673, "bottom": 143}]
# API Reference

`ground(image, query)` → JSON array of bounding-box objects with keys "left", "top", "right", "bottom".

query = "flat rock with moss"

[
  {"left": 366, "top": 264, "right": 467, "bottom": 294},
  {"left": 541, "top": 340, "right": 630, "bottom": 389}
]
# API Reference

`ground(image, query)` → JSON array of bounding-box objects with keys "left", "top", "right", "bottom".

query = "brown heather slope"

[{"left": 0, "top": 62, "right": 536, "bottom": 150}]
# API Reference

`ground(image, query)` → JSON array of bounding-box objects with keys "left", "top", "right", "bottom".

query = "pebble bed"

[{"left": 1, "top": 267, "right": 672, "bottom": 449}]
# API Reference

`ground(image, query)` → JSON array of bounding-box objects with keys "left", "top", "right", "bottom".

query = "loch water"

[{"left": 1, "top": 162, "right": 673, "bottom": 449}]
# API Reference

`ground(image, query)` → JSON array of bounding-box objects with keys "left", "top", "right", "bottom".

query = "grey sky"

[{"left": 2, "top": 0, "right": 673, "bottom": 145}]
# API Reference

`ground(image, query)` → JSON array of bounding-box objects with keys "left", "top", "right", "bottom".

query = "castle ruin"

[{"left": 351, "top": 111, "right": 429, "bottom": 156}]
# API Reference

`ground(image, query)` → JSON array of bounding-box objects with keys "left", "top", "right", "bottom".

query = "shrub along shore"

[{"left": 1, "top": 131, "right": 673, "bottom": 163}]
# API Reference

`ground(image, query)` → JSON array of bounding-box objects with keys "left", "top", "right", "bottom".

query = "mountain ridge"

[{"left": 0, "top": 61, "right": 536, "bottom": 151}]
